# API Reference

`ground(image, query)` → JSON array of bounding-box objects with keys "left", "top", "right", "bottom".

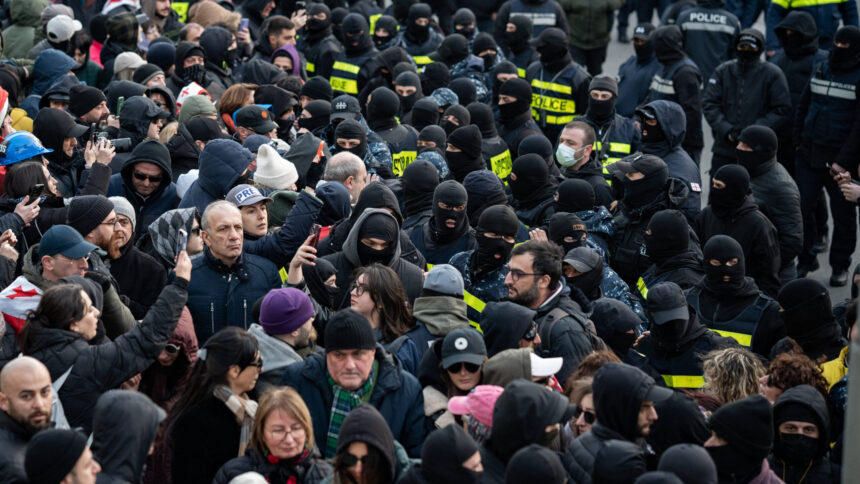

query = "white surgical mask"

[{"left": 556, "top": 143, "right": 584, "bottom": 168}]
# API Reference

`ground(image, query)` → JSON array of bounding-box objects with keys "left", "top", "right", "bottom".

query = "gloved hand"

[{"left": 84, "top": 270, "right": 113, "bottom": 295}]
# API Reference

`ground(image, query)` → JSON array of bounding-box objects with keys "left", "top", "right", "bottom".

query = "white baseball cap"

[
  {"left": 47, "top": 15, "right": 83, "bottom": 43},
  {"left": 530, "top": 352, "right": 563, "bottom": 377}
]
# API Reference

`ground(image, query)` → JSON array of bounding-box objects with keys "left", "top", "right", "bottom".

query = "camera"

[{"left": 95, "top": 131, "right": 133, "bottom": 152}]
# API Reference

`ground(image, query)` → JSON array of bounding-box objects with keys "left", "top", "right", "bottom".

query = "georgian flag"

[{"left": 0, "top": 276, "right": 43, "bottom": 333}]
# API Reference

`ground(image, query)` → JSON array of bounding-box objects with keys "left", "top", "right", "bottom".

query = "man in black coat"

[
  {"left": 557, "top": 121, "right": 614, "bottom": 209},
  {"left": 0, "top": 357, "right": 54, "bottom": 484},
  {"left": 639, "top": 209, "right": 704, "bottom": 300}
]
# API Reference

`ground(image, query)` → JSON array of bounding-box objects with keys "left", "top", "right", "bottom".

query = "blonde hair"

[
  {"left": 250, "top": 387, "right": 315, "bottom": 453},
  {"left": 703, "top": 346, "right": 765, "bottom": 404}
]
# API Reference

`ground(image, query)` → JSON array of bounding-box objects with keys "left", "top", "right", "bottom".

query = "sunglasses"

[
  {"left": 133, "top": 172, "right": 163, "bottom": 183},
  {"left": 446, "top": 362, "right": 481, "bottom": 373},
  {"left": 573, "top": 407, "right": 596, "bottom": 425},
  {"left": 164, "top": 343, "right": 181, "bottom": 354},
  {"left": 246, "top": 359, "right": 264, "bottom": 370},
  {"left": 341, "top": 452, "right": 369, "bottom": 467},
  {"left": 523, "top": 321, "right": 537, "bottom": 341}
]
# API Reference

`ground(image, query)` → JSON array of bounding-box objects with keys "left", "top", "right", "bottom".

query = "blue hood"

[
  {"left": 32, "top": 49, "right": 77, "bottom": 95},
  {"left": 196, "top": 139, "right": 254, "bottom": 199},
  {"left": 644, "top": 100, "right": 687, "bottom": 152}
]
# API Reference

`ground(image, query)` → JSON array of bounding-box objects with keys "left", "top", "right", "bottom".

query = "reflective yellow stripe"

[
  {"left": 413, "top": 56, "right": 434, "bottom": 65},
  {"left": 332, "top": 61, "right": 360, "bottom": 74},
  {"left": 531, "top": 109, "right": 577, "bottom": 125},
  {"left": 517, "top": 68, "right": 526, "bottom": 78},
  {"left": 490, "top": 150, "right": 512, "bottom": 179},
  {"left": 770, "top": 0, "right": 790, "bottom": 7},
  {"left": 330, "top": 77, "right": 358, "bottom": 94},
  {"left": 661, "top": 374, "right": 705, "bottom": 388},
  {"left": 609, "top": 142, "right": 631, "bottom": 153},
  {"left": 171, "top": 2, "right": 189, "bottom": 22},
  {"left": 369, "top": 13, "right": 381, "bottom": 35},
  {"left": 279, "top": 267, "right": 288, "bottom": 285},
  {"left": 713, "top": 330, "right": 753, "bottom": 347},
  {"left": 531, "top": 79, "right": 572, "bottom": 95},
  {"left": 306, "top": 62, "right": 316, "bottom": 73},
  {"left": 463, "top": 290, "right": 486, "bottom": 313},
  {"left": 637, "top": 277, "right": 648, "bottom": 299},
  {"left": 788, "top": 0, "right": 847, "bottom": 6},
  {"left": 392, "top": 151, "right": 418, "bottom": 177}
]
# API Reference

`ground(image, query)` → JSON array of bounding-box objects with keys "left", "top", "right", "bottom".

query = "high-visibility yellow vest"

[{"left": 330, "top": 61, "right": 361, "bottom": 95}]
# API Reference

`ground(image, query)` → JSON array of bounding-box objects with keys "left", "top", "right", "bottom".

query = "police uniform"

[{"left": 526, "top": 61, "right": 592, "bottom": 142}]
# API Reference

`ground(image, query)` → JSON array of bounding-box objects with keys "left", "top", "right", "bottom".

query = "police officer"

[
  {"left": 639, "top": 209, "right": 704, "bottom": 301},
  {"left": 410, "top": 180, "right": 477, "bottom": 265},
  {"left": 497, "top": 77, "right": 544, "bottom": 156},
  {"left": 494, "top": 0, "right": 569, "bottom": 40},
  {"left": 766, "top": 0, "right": 859, "bottom": 53},
  {"left": 329, "top": 13, "right": 377, "bottom": 96},
  {"left": 299, "top": 2, "right": 343, "bottom": 79},
  {"left": 686, "top": 235, "right": 784, "bottom": 358},
  {"left": 793, "top": 26, "right": 860, "bottom": 286},
  {"left": 636, "top": 281, "right": 736, "bottom": 389},
  {"left": 366, "top": 87, "right": 419, "bottom": 177},
  {"left": 617, "top": 24, "right": 662, "bottom": 118},
  {"left": 397, "top": 3, "right": 444, "bottom": 70},
  {"left": 510, "top": 154, "right": 559, "bottom": 228},
  {"left": 467, "top": 103, "right": 513, "bottom": 180},
  {"left": 677, "top": 0, "right": 741, "bottom": 80},
  {"left": 646, "top": 25, "right": 704, "bottom": 164},
  {"left": 498, "top": 15, "right": 540, "bottom": 78},
  {"left": 527, "top": 27, "right": 592, "bottom": 143},
  {"left": 579, "top": 75, "right": 641, "bottom": 183}
]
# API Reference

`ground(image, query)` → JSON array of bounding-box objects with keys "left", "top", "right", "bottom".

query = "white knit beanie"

[{"left": 253, "top": 144, "right": 298, "bottom": 190}]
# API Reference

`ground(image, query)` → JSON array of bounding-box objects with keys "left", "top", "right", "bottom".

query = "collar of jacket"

[{"left": 203, "top": 247, "right": 245, "bottom": 274}]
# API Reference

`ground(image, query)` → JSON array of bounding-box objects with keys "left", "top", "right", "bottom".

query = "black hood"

[
  {"left": 106, "top": 80, "right": 147, "bottom": 114},
  {"left": 772, "top": 385, "right": 831, "bottom": 458},
  {"left": 91, "top": 390, "right": 166, "bottom": 482},
  {"left": 652, "top": 26, "right": 686, "bottom": 64},
  {"left": 593, "top": 363, "right": 667, "bottom": 441},
  {"left": 641, "top": 100, "right": 687, "bottom": 155},
  {"left": 646, "top": 392, "right": 710, "bottom": 455},
  {"left": 199, "top": 26, "right": 234, "bottom": 68},
  {"left": 775, "top": 11, "right": 820, "bottom": 58},
  {"left": 487, "top": 379, "right": 569, "bottom": 462},
  {"left": 174, "top": 41, "right": 206, "bottom": 79},
  {"left": 481, "top": 302, "right": 536, "bottom": 357}
]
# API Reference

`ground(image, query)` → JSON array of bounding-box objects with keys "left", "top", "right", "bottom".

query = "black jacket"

[
  {"left": 703, "top": 54, "right": 792, "bottom": 159},
  {"left": 562, "top": 156, "right": 614, "bottom": 210},
  {"left": 694, "top": 196, "right": 782, "bottom": 298},
  {"left": 677, "top": 0, "right": 741, "bottom": 80},
  {"left": 534, "top": 285, "right": 596, "bottom": 385},
  {"left": 746, "top": 157, "right": 803, "bottom": 266},
  {"left": 109, "top": 241, "right": 168, "bottom": 320},
  {"left": 640, "top": 247, "right": 705, "bottom": 295},
  {"left": 213, "top": 447, "right": 332, "bottom": 484},
  {"left": 170, "top": 394, "right": 242, "bottom": 484},
  {"left": 23, "top": 279, "right": 187, "bottom": 434},
  {"left": 0, "top": 410, "right": 30, "bottom": 484}
]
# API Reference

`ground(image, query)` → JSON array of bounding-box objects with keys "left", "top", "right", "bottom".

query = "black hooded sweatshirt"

[
  {"left": 481, "top": 301, "right": 537, "bottom": 357},
  {"left": 402, "top": 159, "right": 440, "bottom": 230}
]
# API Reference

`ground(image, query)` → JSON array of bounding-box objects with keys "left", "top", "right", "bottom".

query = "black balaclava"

[
  {"left": 342, "top": 13, "right": 373, "bottom": 56},
  {"left": 305, "top": 258, "right": 338, "bottom": 309},
  {"left": 773, "top": 388, "right": 828, "bottom": 466},
  {"left": 830, "top": 26, "right": 860, "bottom": 73},
  {"left": 334, "top": 119, "right": 367, "bottom": 159},
  {"left": 736, "top": 125, "right": 778, "bottom": 175},
  {"left": 405, "top": 3, "right": 432, "bottom": 44},
  {"left": 433, "top": 34, "right": 470, "bottom": 66},
  {"left": 652, "top": 25, "right": 686, "bottom": 65},
  {"left": 330, "top": 8, "right": 349, "bottom": 44},
  {"left": 702, "top": 235, "right": 747, "bottom": 296},
  {"left": 622, "top": 162, "right": 669, "bottom": 209},
  {"left": 591, "top": 298, "right": 640, "bottom": 358},
  {"left": 638, "top": 106, "right": 666, "bottom": 144},
  {"left": 586, "top": 75, "right": 618, "bottom": 124},
  {"left": 509, "top": 154, "right": 550, "bottom": 203},
  {"left": 634, "top": 24, "right": 656, "bottom": 62},
  {"left": 548, "top": 212, "right": 588, "bottom": 254},
  {"left": 777, "top": 279, "right": 837, "bottom": 346},
  {"left": 367, "top": 87, "right": 400, "bottom": 132},
  {"left": 518, "top": 134, "right": 554, "bottom": 168},
  {"left": 373, "top": 15, "right": 399, "bottom": 50},
  {"left": 556, "top": 179, "right": 595, "bottom": 213},
  {"left": 200, "top": 26, "right": 237, "bottom": 70},
  {"left": 448, "top": 78, "right": 477, "bottom": 107},
  {"left": 505, "top": 15, "right": 533, "bottom": 54},
  {"left": 356, "top": 212, "right": 399, "bottom": 265},
  {"left": 535, "top": 27, "right": 572, "bottom": 72},
  {"left": 709, "top": 164, "right": 750, "bottom": 219},
  {"left": 473, "top": 33, "right": 499, "bottom": 71},
  {"left": 299, "top": 100, "right": 332, "bottom": 133},
  {"left": 410, "top": 97, "right": 440, "bottom": 131},
  {"left": 446, "top": 125, "right": 485, "bottom": 182},
  {"left": 475, "top": 204, "right": 520, "bottom": 273},
  {"left": 644, "top": 209, "right": 689, "bottom": 266},
  {"left": 453, "top": 8, "right": 477, "bottom": 39},
  {"left": 707, "top": 396, "right": 774, "bottom": 483},
  {"left": 564, "top": 247, "right": 604, "bottom": 301},
  {"left": 735, "top": 29, "right": 764, "bottom": 66},
  {"left": 421, "top": 62, "right": 451, "bottom": 95},
  {"left": 420, "top": 426, "right": 481, "bottom": 484},
  {"left": 432, "top": 180, "right": 470, "bottom": 243},
  {"left": 395, "top": 71, "right": 423, "bottom": 115},
  {"left": 403, "top": 159, "right": 440, "bottom": 217},
  {"left": 393, "top": 0, "right": 417, "bottom": 23},
  {"left": 492, "top": 61, "right": 519, "bottom": 106},
  {"left": 464, "top": 171, "right": 509, "bottom": 225},
  {"left": 418, "top": 124, "right": 447, "bottom": 153},
  {"left": 498, "top": 77, "right": 532, "bottom": 124},
  {"left": 174, "top": 42, "right": 207, "bottom": 86},
  {"left": 467, "top": 103, "right": 498, "bottom": 138},
  {"left": 305, "top": 3, "right": 332, "bottom": 40},
  {"left": 441, "top": 104, "right": 471, "bottom": 136}
]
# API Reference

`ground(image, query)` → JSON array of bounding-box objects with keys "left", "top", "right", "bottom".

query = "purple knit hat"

[{"left": 259, "top": 288, "right": 314, "bottom": 335}]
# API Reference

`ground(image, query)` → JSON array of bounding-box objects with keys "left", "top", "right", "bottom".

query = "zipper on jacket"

[
  {"left": 210, "top": 302, "right": 215, "bottom": 335},
  {"left": 243, "top": 299, "right": 247, "bottom": 329}
]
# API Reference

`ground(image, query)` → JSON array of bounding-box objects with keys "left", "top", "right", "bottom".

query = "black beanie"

[
  {"left": 593, "top": 440, "right": 647, "bottom": 484},
  {"left": 421, "top": 426, "right": 481, "bottom": 483},
  {"left": 68, "top": 85, "right": 107, "bottom": 118},
  {"left": 453, "top": 7, "right": 476, "bottom": 26},
  {"left": 737, "top": 125, "right": 778, "bottom": 160},
  {"left": 518, "top": 134, "right": 553, "bottom": 161},
  {"left": 325, "top": 309, "right": 376, "bottom": 351},
  {"left": 547, "top": 212, "right": 586, "bottom": 245},
  {"left": 556, "top": 179, "right": 595, "bottom": 212},
  {"left": 335, "top": 119, "right": 366, "bottom": 142},
  {"left": 419, "top": 124, "right": 447, "bottom": 148},
  {"left": 589, "top": 74, "right": 618, "bottom": 97},
  {"left": 505, "top": 444, "right": 567, "bottom": 484},
  {"left": 336, "top": 404, "right": 397, "bottom": 481},
  {"left": 25, "top": 429, "right": 88, "bottom": 484},
  {"left": 448, "top": 78, "right": 477, "bottom": 107},
  {"left": 132, "top": 63, "right": 164, "bottom": 85},
  {"left": 467, "top": 103, "right": 496, "bottom": 138},
  {"left": 499, "top": 77, "right": 532, "bottom": 101},
  {"left": 301, "top": 76, "right": 333, "bottom": 101},
  {"left": 473, "top": 32, "right": 497, "bottom": 55},
  {"left": 395, "top": 71, "right": 422, "bottom": 89},
  {"left": 432, "top": 34, "right": 469, "bottom": 65},
  {"left": 411, "top": 98, "right": 440, "bottom": 130},
  {"left": 773, "top": 401, "right": 819, "bottom": 427},
  {"left": 478, "top": 204, "right": 520, "bottom": 237},
  {"left": 367, "top": 87, "right": 400, "bottom": 120},
  {"left": 67, "top": 195, "right": 114, "bottom": 237},
  {"left": 127, "top": 139, "right": 171, "bottom": 168},
  {"left": 443, "top": 104, "right": 471, "bottom": 126},
  {"left": 708, "top": 394, "right": 774, "bottom": 460},
  {"left": 447, "top": 125, "right": 483, "bottom": 159}
]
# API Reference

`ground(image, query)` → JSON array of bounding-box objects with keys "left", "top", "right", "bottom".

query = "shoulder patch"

[{"left": 691, "top": 182, "right": 702, "bottom": 192}]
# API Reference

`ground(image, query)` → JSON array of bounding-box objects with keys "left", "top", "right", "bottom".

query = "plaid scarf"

[
  {"left": 213, "top": 385, "right": 258, "bottom": 457},
  {"left": 147, "top": 207, "right": 197, "bottom": 268},
  {"left": 325, "top": 361, "right": 379, "bottom": 457}
]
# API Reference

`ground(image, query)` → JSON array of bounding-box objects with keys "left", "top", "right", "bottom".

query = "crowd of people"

[{"left": 0, "top": 0, "right": 856, "bottom": 482}]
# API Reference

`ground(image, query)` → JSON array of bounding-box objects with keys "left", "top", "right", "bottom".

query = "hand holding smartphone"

[
  {"left": 178, "top": 228, "right": 188, "bottom": 252},
  {"left": 308, "top": 224, "right": 322, "bottom": 249}
]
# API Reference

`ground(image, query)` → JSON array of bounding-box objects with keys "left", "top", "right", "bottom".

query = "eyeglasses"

[
  {"left": 573, "top": 407, "right": 596, "bottom": 425},
  {"left": 164, "top": 343, "right": 181, "bottom": 354},
  {"left": 133, "top": 172, "right": 163, "bottom": 183},
  {"left": 522, "top": 321, "right": 538, "bottom": 341},
  {"left": 342, "top": 453, "right": 369, "bottom": 467},
  {"left": 191, "top": 227, "right": 201, "bottom": 236},
  {"left": 350, "top": 283, "right": 369, "bottom": 297},
  {"left": 101, "top": 218, "right": 119, "bottom": 227},
  {"left": 267, "top": 424, "right": 305, "bottom": 442},
  {"left": 246, "top": 359, "right": 263, "bottom": 370},
  {"left": 445, "top": 362, "right": 481, "bottom": 373},
  {"left": 508, "top": 269, "right": 543, "bottom": 282}
]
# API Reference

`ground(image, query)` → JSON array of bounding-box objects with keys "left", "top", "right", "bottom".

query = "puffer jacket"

[
  {"left": 2, "top": 0, "right": 47, "bottom": 60},
  {"left": 178, "top": 139, "right": 252, "bottom": 214},
  {"left": 279, "top": 345, "right": 427, "bottom": 457},
  {"left": 559, "top": 0, "right": 626, "bottom": 50},
  {"left": 765, "top": 0, "right": 859, "bottom": 51},
  {"left": 0, "top": 409, "right": 30, "bottom": 484},
  {"left": 23, "top": 279, "right": 188, "bottom": 434},
  {"left": 746, "top": 156, "right": 803, "bottom": 266}
]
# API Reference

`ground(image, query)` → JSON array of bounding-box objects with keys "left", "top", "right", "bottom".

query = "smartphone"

[
  {"left": 239, "top": 17, "right": 249, "bottom": 31},
  {"left": 178, "top": 228, "right": 188, "bottom": 252},
  {"left": 89, "top": 123, "right": 97, "bottom": 146},
  {"left": 117, "top": 96, "right": 125, "bottom": 118},
  {"left": 28, "top": 184, "right": 44, "bottom": 202},
  {"left": 309, "top": 224, "right": 322, "bottom": 248}
]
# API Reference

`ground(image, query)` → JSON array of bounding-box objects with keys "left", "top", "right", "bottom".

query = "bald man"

[{"left": 0, "top": 356, "right": 53, "bottom": 483}]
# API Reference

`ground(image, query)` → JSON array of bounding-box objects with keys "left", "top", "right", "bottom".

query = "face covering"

[
  {"left": 223, "top": 48, "right": 238, "bottom": 69},
  {"left": 735, "top": 148, "right": 761, "bottom": 172},
  {"left": 306, "top": 17, "right": 329, "bottom": 35},
  {"left": 373, "top": 33, "right": 390, "bottom": 48},
  {"left": 709, "top": 165, "right": 750, "bottom": 218},
  {"left": 623, "top": 173, "right": 666, "bottom": 209},
  {"left": 566, "top": 262, "right": 603, "bottom": 301},
  {"left": 335, "top": 120, "right": 367, "bottom": 159},
  {"left": 475, "top": 232, "right": 514, "bottom": 273},
  {"left": 650, "top": 318, "right": 689, "bottom": 350},
  {"left": 398, "top": 93, "right": 418, "bottom": 114},
  {"left": 182, "top": 63, "right": 206, "bottom": 85},
  {"left": 446, "top": 150, "right": 482, "bottom": 182},
  {"left": 737, "top": 48, "right": 761, "bottom": 64},
  {"left": 644, "top": 226, "right": 687, "bottom": 266},
  {"left": 774, "top": 433, "right": 819, "bottom": 466},
  {"left": 441, "top": 119, "right": 460, "bottom": 136},
  {"left": 830, "top": 45, "right": 857, "bottom": 69},
  {"left": 555, "top": 143, "right": 585, "bottom": 168},
  {"left": 703, "top": 235, "right": 747, "bottom": 295},
  {"left": 276, "top": 118, "right": 294, "bottom": 143},
  {"left": 432, "top": 181, "right": 469, "bottom": 243},
  {"left": 481, "top": 54, "right": 496, "bottom": 71},
  {"left": 356, "top": 213, "right": 398, "bottom": 266},
  {"left": 588, "top": 97, "right": 616, "bottom": 122},
  {"left": 634, "top": 42, "right": 654, "bottom": 61},
  {"left": 641, "top": 121, "right": 666, "bottom": 144},
  {"left": 457, "top": 26, "right": 475, "bottom": 38},
  {"left": 605, "top": 331, "right": 637, "bottom": 357},
  {"left": 781, "top": 33, "right": 805, "bottom": 58},
  {"left": 707, "top": 445, "right": 763, "bottom": 482}
]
